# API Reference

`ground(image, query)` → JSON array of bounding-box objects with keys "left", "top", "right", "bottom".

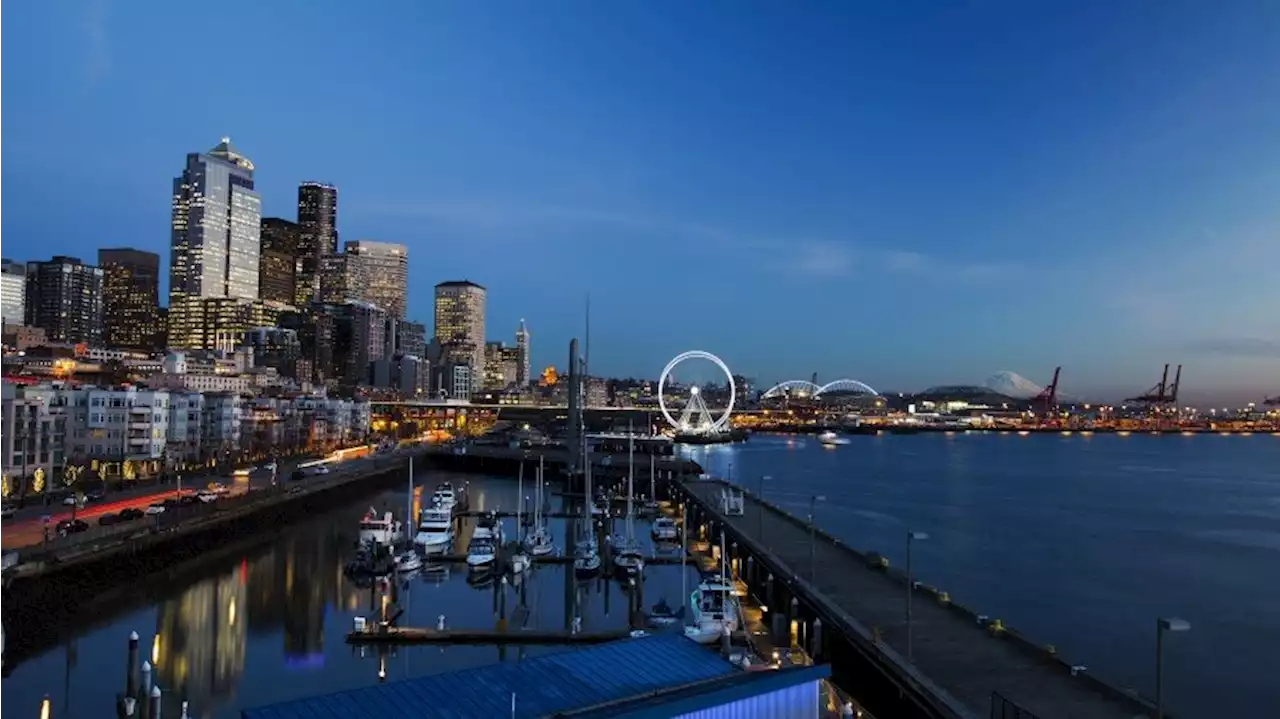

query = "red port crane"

[{"left": 1033, "top": 367, "right": 1061, "bottom": 416}]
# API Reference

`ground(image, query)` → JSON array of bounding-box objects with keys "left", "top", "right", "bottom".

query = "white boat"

[
  {"left": 467, "top": 514, "right": 502, "bottom": 568},
  {"left": 433, "top": 483, "right": 457, "bottom": 513},
  {"left": 613, "top": 428, "right": 645, "bottom": 577},
  {"left": 652, "top": 516, "right": 679, "bottom": 542},
  {"left": 509, "top": 551, "right": 531, "bottom": 574},
  {"left": 358, "top": 508, "right": 403, "bottom": 546},
  {"left": 510, "top": 463, "right": 532, "bottom": 574},
  {"left": 720, "top": 488, "right": 744, "bottom": 516},
  {"left": 394, "top": 550, "right": 423, "bottom": 573},
  {"left": 818, "top": 430, "right": 850, "bottom": 446},
  {"left": 574, "top": 538, "right": 601, "bottom": 577},
  {"left": 524, "top": 457, "right": 556, "bottom": 557},
  {"left": 414, "top": 501, "right": 454, "bottom": 554},
  {"left": 684, "top": 577, "right": 740, "bottom": 644}
]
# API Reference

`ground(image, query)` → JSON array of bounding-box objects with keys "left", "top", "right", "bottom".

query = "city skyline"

[{"left": 3, "top": 2, "right": 1278, "bottom": 402}]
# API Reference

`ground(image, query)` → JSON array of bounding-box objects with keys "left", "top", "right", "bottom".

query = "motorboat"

[
  {"left": 393, "top": 550, "right": 423, "bottom": 573},
  {"left": 345, "top": 545, "right": 393, "bottom": 578},
  {"left": 818, "top": 430, "right": 850, "bottom": 446},
  {"left": 719, "top": 488, "right": 744, "bottom": 517},
  {"left": 414, "top": 501, "right": 454, "bottom": 555},
  {"left": 509, "top": 550, "right": 531, "bottom": 574},
  {"left": 614, "top": 545, "right": 645, "bottom": 577},
  {"left": 524, "top": 457, "right": 556, "bottom": 556},
  {"left": 358, "top": 508, "right": 403, "bottom": 546},
  {"left": 683, "top": 577, "right": 740, "bottom": 645},
  {"left": 648, "top": 597, "right": 686, "bottom": 627},
  {"left": 652, "top": 516, "right": 679, "bottom": 542},
  {"left": 467, "top": 514, "right": 502, "bottom": 568},
  {"left": 432, "top": 483, "right": 458, "bottom": 514}
]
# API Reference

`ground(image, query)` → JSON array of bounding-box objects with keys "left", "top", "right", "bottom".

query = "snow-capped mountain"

[{"left": 984, "top": 371, "right": 1045, "bottom": 399}]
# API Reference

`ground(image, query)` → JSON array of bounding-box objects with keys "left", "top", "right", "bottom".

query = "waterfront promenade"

[{"left": 683, "top": 480, "right": 1152, "bottom": 719}]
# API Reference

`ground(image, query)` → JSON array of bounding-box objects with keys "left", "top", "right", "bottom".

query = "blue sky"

[{"left": 3, "top": 1, "right": 1278, "bottom": 402}]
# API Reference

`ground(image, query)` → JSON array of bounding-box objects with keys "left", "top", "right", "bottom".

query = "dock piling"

[
  {"left": 39, "top": 694, "right": 51, "bottom": 719},
  {"left": 148, "top": 686, "right": 161, "bottom": 719},
  {"left": 139, "top": 661, "right": 152, "bottom": 718},
  {"left": 125, "top": 631, "right": 139, "bottom": 699}
]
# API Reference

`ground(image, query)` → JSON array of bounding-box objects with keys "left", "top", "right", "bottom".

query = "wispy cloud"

[
  {"left": 82, "top": 0, "right": 111, "bottom": 87},
  {"left": 1183, "top": 337, "right": 1280, "bottom": 359},
  {"left": 881, "top": 249, "right": 1019, "bottom": 281},
  {"left": 789, "top": 242, "right": 856, "bottom": 277}
]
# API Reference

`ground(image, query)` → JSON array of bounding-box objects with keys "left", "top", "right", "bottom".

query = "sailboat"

[
  {"left": 684, "top": 531, "right": 740, "bottom": 644},
  {"left": 509, "top": 463, "right": 532, "bottom": 574},
  {"left": 573, "top": 444, "right": 601, "bottom": 578},
  {"left": 612, "top": 427, "right": 644, "bottom": 577},
  {"left": 649, "top": 503, "right": 688, "bottom": 627},
  {"left": 467, "top": 511, "right": 503, "bottom": 570},
  {"left": 524, "top": 456, "right": 555, "bottom": 556},
  {"left": 643, "top": 452, "right": 660, "bottom": 516}
]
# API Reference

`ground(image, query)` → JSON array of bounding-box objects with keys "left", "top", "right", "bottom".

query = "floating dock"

[{"left": 346, "top": 626, "right": 631, "bottom": 645}]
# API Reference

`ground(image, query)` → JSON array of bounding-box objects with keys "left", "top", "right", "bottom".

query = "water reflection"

[{"left": 2, "top": 473, "right": 700, "bottom": 719}]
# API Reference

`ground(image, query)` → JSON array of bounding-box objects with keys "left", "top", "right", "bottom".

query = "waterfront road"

[
  {"left": 686, "top": 481, "right": 1146, "bottom": 719},
  {"left": 1, "top": 460, "right": 308, "bottom": 550}
]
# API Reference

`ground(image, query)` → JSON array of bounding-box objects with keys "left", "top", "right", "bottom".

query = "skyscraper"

[
  {"left": 168, "top": 137, "right": 262, "bottom": 348},
  {"left": 25, "top": 256, "right": 104, "bottom": 344},
  {"left": 515, "top": 319, "right": 530, "bottom": 386},
  {"left": 343, "top": 240, "right": 408, "bottom": 319},
  {"left": 1, "top": 259, "right": 26, "bottom": 327},
  {"left": 99, "top": 248, "right": 161, "bottom": 350},
  {"left": 433, "top": 281, "right": 486, "bottom": 379},
  {"left": 296, "top": 182, "right": 337, "bottom": 306},
  {"left": 260, "top": 218, "right": 301, "bottom": 305}
]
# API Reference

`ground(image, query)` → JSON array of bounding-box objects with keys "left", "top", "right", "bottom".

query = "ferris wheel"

[{"left": 657, "top": 350, "right": 737, "bottom": 434}]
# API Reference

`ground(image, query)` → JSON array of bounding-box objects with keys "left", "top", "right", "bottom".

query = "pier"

[
  {"left": 674, "top": 478, "right": 1158, "bottom": 719},
  {"left": 346, "top": 626, "right": 632, "bottom": 645}
]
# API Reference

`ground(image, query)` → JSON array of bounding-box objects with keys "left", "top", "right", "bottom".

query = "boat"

[
  {"left": 642, "top": 453, "right": 660, "bottom": 515},
  {"left": 432, "top": 482, "right": 458, "bottom": 513},
  {"left": 524, "top": 456, "right": 556, "bottom": 556},
  {"left": 510, "top": 463, "right": 532, "bottom": 574},
  {"left": 574, "top": 445, "right": 602, "bottom": 579},
  {"left": 818, "top": 430, "right": 850, "bottom": 446},
  {"left": 719, "top": 488, "right": 744, "bottom": 517},
  {"left": 393, "top": 550, "right": 423, "bottom": 573},
  {"left": 612, "top": 427, "right": 645, "bottom": 578},
  {"left": 683, "top": 533, "right": 739, "bottom": 644},
  {"left": 414, "top": 501, "right": 453, "bottom": 554},
  {"left": 652, "top": 516, "right": 679, "bottom": 542},
  {"left": 358, "top": 508, "right": 403, "bottom": 546},
  {"left": 647, "top": 597, "right": 686, "bottom": 627},
  {"left": 467, "top": 513, "right": 502, "bottom": 569},
  {"left": 345, "top": 545, "right": 393, "bottom": 578}
]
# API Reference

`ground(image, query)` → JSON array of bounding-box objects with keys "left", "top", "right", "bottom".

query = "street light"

[
  {"left": 906, "top": 530, "right": 929, "bottom": 662},
  {"left": 1155, "top": 616, "right": 1190, "bottom": 719},
  {"left": 758, "top": 475, "right": 772, "bottom": 538},
  {"left": 808, "top": 494, "right": 826, "bottom": 581}
]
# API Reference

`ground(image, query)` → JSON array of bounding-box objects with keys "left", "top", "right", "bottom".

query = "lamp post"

[
  {"left": 906, "top": 530, "right": 929, "bottom": 662},
  {"left": 758, "top": 475, "right": 771, "bottom": 538},
  {"left": 808, "top": 494, "right": 826, "bottom": 581},
  {"left": 1155, "top": 616, "right": 1190, "bottom": 719}
]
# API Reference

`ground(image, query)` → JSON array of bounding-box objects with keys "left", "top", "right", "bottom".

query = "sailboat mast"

[
  {"left": 407, "top": 456, "right": 414, "bottom": 532},
  {"left": 517, "top": 461, "right": 524, "bottom": 538},
  {"left": 627, "top": 422, "right": 635, "bottom": 541},
  {"left": 680, "top": 503, "right": 688, "bottom": 612},
  {"left": 649, "top": 452, "right": 655, "bottom": 505}
]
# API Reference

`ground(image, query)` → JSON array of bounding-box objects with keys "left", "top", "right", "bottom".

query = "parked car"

[
  {"left": 144, "top": 503, "right": 166, "bottom": 516},
  {"left": 196, "top": 491, "right": 219, "bottom": 503},
  {"left": 118, "top": 507, "right": 145, "bottom": 520},
  {"left": 56, "top": 518, "right": 89, "bottom": 536}
]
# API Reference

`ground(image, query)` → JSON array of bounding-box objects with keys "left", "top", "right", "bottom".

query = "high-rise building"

[
  {"left": 99, "top": 248, "right": 161, "bottom": 350},
  {"left": 295, "top": 182, "right": 338, "bottom": 306},
  {"left": 331, "top": 301, "right": 388, "bottom": 387},
  {"left": 24, "top": 256, "right": 105, "bottom": 344},
  {"left": 317, "top": 254, "right": 350, "bottom": 305},
  {"left": 483, "top": 341, "right": 521, "bottom": 389},
  {"left": 169, "top": 137, "right": 262, "bottom": 348},
  {"left": 395, "top": 320, "right": 427, "bottom": 358},
  {"left": 1, "top": 259, "right": 26, "bottom": 327},
  {"left": 515, "top": 319, "right": 530, "bottom": 386},
  {"left": 342, "top": 240, "right": 408, "bottom": 319},
  {"left": 433, "top": 280, "right": 486, "bottom": 380},
  {"left": 260, "top": 218, "right": 301, "bottom": 305}
]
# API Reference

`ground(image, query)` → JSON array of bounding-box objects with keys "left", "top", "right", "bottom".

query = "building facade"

[
  {"left": 433, "top": 280, "right": 486, "bottom": 382},
  {"left": 515, "top": 319, "right": 530, "bottom": 386},
  {"left": 99, "top": 248, "right": 161, "bottom": 350},
  {"left": 396, "top": 320, "right": 427, "bottom": 358},
  {"left": 342, "top": 240, "right": 408, "bottom": 319},
  {"left": 317, "top": 253, "right": 349, "bottom": 304},
  {"left": 259, "top": 218, "right": 302, "bottom": 305},
  {"left": 1, "top": 259, "right": 26, "bottom": 327},
  {"left": 169, "top": 138, "right": 263, "bottom": 348},
  {"left": 295, "top": 182, "right": 338, "bottom": 306},
  {"left": 24, "top": 256, "right": 105, "bottom": 345}
]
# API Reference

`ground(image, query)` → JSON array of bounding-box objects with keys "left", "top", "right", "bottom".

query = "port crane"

[
  {"left": 1126, "top": 364, "right": 1181, "bottom": 408},
  {"left": 1032, "top": 367, "right": 1061, "bottom": 418},
  {"left": 1265, "top": 395, "right": 1280, "bottom": 407}
]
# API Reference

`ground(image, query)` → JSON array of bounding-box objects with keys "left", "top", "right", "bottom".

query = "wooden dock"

[
  {"left": 421, "top": 553, "right": 690, "bottom": 566},
  {"left": 346, "top": 626, "right": 632, "bottom": 645},
  {"left": 681, "top": 480, "right": 1154, "bottom": 719}
]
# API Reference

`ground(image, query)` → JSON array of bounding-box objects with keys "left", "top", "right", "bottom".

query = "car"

[
  {"left": 196, "top": 491, "right": 219, "bottom": 503},
  {"left": 260, "top": 461, "right": 278, "bottom": 474},
  {"left": 99, "top": 512, "right": 122, "bottom": 526},
  {"left": 56, "top": 518, "right": 89, "bottom": 536},
  {"left": 206, "top": 482, "right": 231, "bottom": 494},
  {"left": 311, "top": 465, "right": 330, "bottom": 475},
  {"left": 178, "top": 494, "right": 200, "bottom": 506},
  {"left": 144, "top": 503, "right": 166, "bottom": 515},
  {"left": 118, "top": 507, "right": 145, "bottom": 520},
  {"left": 85, "top": 489, "right": 106, "bottom": 502},
  {"left": 62, "top": 495, "right": 79, "bottom": 506},
  {"left": 1, "top": 505, "right": 16, "bottom": 520}
]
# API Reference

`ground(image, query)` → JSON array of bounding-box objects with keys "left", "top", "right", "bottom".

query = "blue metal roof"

[
  {"left": 241, "top": 633, "right": 740, "bottom": 719},
  {"left": 577, "top": 664, "right": 831, "bottom": 718}
]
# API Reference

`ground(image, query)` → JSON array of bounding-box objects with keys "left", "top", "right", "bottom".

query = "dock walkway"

[
  {"left": 347, "top": 626, "right": 631, "bottom": 645},
  {"left": 685, "top": 481, "right": 1150, "bottom": 719}
]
